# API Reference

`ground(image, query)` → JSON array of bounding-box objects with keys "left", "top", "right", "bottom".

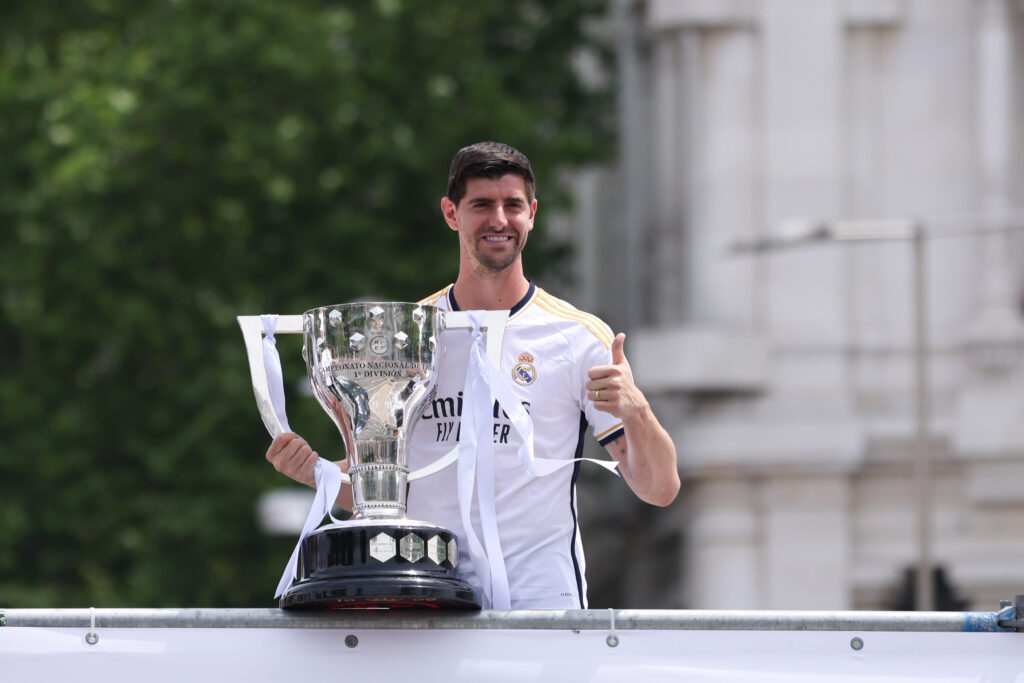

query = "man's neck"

[{"left": 452, "top": 268, "right": 531, "bottom": 311}]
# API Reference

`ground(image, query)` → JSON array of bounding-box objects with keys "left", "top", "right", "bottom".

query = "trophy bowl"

[
  {"left": 304, "top": 301, "right": 436, "bottom": 521},
  {"left": 242, "top": 302, "right": 479, "bottom": 610}
]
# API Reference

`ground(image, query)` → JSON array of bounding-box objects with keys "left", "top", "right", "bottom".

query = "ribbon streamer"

[
  {"left": 456, "top": 311, "right": 619, "bottom": 609},
  {"left": 261, "top": 314, "right": 291, "bottom": 434},
  {"left": 274, "top": 458, "right": 344, "bottom": 598},
  {"left": 262, "top": 313, "right": 347, "bottom": 597},
  {"left": 458, "top": 311, "right": 510, "bottom": 608},
  {"left": 475, "top": 333, "right": 619, "bottom": 480}
]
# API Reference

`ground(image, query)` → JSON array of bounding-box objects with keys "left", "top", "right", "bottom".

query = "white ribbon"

[
  {"left": 456, "top": 311, "right": 619, "bottom": 609},
  {"left": 261, "top": 315, "right": 347, "bottom": 598},
  {"left": 458, "top": 311, "right": 509, "bottom": 608},
  {"left": 274, "top": 457, "right": 344, "bottom": 598},
  {"left": 260, "top": 315, "right": 291, "bottom": 434}
]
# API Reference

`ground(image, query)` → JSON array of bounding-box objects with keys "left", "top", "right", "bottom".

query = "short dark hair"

[{"left": 445, "top": 141, "right": 536, "bottom": 205}]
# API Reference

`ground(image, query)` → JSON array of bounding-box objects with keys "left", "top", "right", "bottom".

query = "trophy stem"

[{"left": 350, "top": 439, "right": 409, "bottom": 519}]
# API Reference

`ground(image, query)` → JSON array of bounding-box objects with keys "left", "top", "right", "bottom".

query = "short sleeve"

[{"left": 574, "top": 325, "right": 624, "bottom": 446}]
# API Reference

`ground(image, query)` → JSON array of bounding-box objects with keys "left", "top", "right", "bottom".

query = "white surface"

[{"left": 2, "top": 627, "right": 1023, "bottom": 682}]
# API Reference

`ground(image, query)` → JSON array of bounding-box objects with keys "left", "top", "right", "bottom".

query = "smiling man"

[{"left": 267, "top": 141, "right": 679, "bottom": 609}]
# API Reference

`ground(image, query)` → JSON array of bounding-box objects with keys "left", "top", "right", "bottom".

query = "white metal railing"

[{"left": 1, "top": 607, "right": 1017, "bottom": 632}]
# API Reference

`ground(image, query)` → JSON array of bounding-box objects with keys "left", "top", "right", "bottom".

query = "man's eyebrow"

[{"left": 465, "top": 195, "right": 526, "bottom": 206}]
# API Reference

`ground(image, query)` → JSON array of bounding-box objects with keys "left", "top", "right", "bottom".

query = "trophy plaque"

[{"left": 239, "top": 302, "right": 480, "bottom": 610}]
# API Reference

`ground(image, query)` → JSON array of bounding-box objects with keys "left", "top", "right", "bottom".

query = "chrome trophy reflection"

[{"left": 240, "top": 302, "right": 478, "bottom": 609}]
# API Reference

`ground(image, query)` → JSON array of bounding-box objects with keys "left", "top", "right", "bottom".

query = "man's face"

[{"left": 442, "top": 174, "right": 537, "bottom": 274}]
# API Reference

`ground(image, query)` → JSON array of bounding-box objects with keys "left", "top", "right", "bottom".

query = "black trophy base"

[
  {"left": 281, "top": 575, "right": 479, "bottom": 610},
  {"left": 280, "top": 521, "right": 481, "bottom": 611}
]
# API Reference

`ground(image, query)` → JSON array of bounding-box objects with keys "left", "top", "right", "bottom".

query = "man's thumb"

[{"left": 612, "top": 333, "right": 627, "bottom": 365}]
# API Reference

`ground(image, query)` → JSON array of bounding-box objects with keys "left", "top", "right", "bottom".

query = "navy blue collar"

[{"left": 448, "top": 281, "right": 536, "bottom": 315}]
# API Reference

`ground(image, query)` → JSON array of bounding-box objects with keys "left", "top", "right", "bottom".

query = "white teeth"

[{"left": 484, "top": 236, "right": 510, "bottom": 242}]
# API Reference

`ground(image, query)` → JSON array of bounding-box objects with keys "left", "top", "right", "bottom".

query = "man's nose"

[{"left": 493, "top": 206, "right": 508, "bottom": 227}]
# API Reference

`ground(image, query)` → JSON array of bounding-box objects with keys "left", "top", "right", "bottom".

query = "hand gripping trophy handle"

[
  {"left": 237, "top": 309, "right": 510, "bottom": 489},
  {"left": 237, "top": 314, "right": 354, "bottom": 483}
]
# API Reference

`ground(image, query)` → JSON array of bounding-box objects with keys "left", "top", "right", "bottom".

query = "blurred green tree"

[{"left": 0, "top": 0, "right": 612, "bottom": 606}]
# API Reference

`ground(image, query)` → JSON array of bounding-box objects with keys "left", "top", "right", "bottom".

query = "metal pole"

[
  {"left": 0, "top": 607, "right": 1012, "bottom": 632},
  {"left": 912, "top": 225, "right": 934, "bottom": 611}
]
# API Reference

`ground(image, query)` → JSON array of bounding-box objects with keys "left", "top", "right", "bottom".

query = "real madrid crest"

[{"left": 512, "top": 351, "right": 537, "bottom": 386}]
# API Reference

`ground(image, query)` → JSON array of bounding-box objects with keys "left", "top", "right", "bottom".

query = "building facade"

[{"left": 563, "top": 0, "right": 1024, "bottom": 610}]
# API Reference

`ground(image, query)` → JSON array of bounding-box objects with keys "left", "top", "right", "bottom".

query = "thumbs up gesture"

[
  {"left": 610, "top": 332, "right": 628, "bottom": 366},
  {"left": 587, "top": 333, "right": 646, "bottom": 419}
]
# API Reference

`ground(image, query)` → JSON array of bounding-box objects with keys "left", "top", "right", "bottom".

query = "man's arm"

[
  {"left": 587, "top": 333, "right": 680, "bottom": 506},
  {"left": 266, "top": 432, "right": 353, "bottom": 510}
]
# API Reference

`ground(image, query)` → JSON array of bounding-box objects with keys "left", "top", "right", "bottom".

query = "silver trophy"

[{"left": 239, "top": 302, "right": 479, "bottom": 609}]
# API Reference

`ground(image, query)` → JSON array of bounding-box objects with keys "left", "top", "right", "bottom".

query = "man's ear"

[{"left": 441, "top": 196, "right": 459, "bottom": 231}]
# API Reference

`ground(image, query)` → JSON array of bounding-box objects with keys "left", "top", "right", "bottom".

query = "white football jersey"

[{"left": 407, "top": 282, "right": 624, "bottom": 609}]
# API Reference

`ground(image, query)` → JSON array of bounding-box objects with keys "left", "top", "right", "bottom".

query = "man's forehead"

[{"left": 462, "top": 174, "right": 530, "bottom": 201}]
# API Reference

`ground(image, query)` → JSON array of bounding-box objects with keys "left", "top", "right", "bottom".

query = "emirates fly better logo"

[{"left": 512, "top": 351, "right": 537, "bottom": 386}]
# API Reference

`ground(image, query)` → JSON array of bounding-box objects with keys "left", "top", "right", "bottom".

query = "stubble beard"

[{"left": 472, "top": 233, "right": 525, "bottom": 274}]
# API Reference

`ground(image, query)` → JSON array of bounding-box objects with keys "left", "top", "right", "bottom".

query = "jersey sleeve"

[{"left": 574, "top": 323, "right": 625, "bottom": 446}]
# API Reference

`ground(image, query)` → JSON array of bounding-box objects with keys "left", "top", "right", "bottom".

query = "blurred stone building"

[{"left": 564, "top": 0, "right": 1024, "bottom": 610}]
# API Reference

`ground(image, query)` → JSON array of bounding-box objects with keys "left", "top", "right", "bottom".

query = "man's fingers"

[
  {"left": 611, "top": 333, "right": 627, "bottom": 366},
  {"left": 268, "top": 430, "right": 303, "bottom": 452},
  {"left": 280, "top": 439, "right": 307, "bottom": 470},
  {"left": 588, "top": 334, "right": 627, "bottom": 380},
  {"left": 266, "top": 432, "right": 292, "bottom": 464},
  {"left": 266, "top": 432, "right": 319, "bottom": 485}
]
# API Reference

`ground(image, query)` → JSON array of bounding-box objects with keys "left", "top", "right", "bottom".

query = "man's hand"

[
  {"left": 266, "top": 432, "right": 353, "bottom": 509},
  {"left": 266, "top": 432, "right": 320, "bottom": 488},
  {"left": 586, "top": 333, "right": 646, "bottom": 419},
  {"left": 586, "top": 333, "right": 680, "bottom": 507}
]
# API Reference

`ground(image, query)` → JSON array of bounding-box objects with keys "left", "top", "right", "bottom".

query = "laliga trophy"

[{"left": 239, "top": 303, "right": 480, "bottom": 609}]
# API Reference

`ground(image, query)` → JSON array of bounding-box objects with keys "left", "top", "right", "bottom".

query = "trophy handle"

[
  {"left": 238, "top": 315, "right": 354, "bottom": 486},
  {"left": 239, "top": 309, "right": 510, "bottom": 485},
  {"left": 407, "top": 309, "right": 509, "bottom": 482}
]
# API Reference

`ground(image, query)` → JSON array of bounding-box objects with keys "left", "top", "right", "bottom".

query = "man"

[{"left": 267, "top": 141, "right": 679, "bottom": 608}]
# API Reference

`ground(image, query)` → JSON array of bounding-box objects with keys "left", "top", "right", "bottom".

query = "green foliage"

[{"left": 0, "top": 0, "right": 613, "bottom": 606}]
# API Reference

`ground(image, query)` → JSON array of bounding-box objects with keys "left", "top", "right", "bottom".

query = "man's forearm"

[{"left": 609, "top": 410, "right": 680, "bottom": 506}]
